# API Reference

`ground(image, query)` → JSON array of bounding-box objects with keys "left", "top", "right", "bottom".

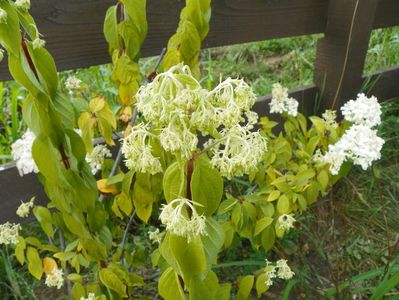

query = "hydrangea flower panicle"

[
  {"left": 276, "top": 259, "right": 295, "bottom": 280},
  {"left": 11, "top": 130, "right": 38, "bottom": 176},
  {"left": 85, "top": 144, "right": 112, "bottom": 175},
  {"left": 341, "top": 93, "right": 381, "bottom": 127},
  {"left": 0, "top": 222, "right": 21, "bottom": 245},
  {"left": 45, "top": 267, "right": 64, "bottom": 289},
  {"left": 269, "top": 83, "right": 298, "bottom": 117}
]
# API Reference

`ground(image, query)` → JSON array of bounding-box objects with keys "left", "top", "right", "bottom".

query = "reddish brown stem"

[
  {"left": 59, "top": 145, "right": 71, "bottom": 170},
  {"left": 21, "top": 39, "right": 40, "bottom": 82}
]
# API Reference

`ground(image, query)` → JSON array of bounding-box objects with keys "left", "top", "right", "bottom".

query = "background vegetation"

[{"left": 0, "top": 26, "right": 398, "bottom": 299}]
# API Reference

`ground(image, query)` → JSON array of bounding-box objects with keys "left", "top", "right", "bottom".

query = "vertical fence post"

[{"left": 314, "top": 0, "right": 379, "bottom": 112}]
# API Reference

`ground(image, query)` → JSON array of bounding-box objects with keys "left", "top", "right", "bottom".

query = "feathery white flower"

[
  {"left": 159, "top": 117, "right": 198, "bottom": 161},
  {"left": 0, "top": 222, "right": 21, "bottom": 245},
  {"left": 85, "top": 144, "right": 112, "bottom": 175},
  {"left": 148, "top": 228, "right": 164, "bottom": 244},
  {"left": 341, "top": 93, "right": 381, "bottom": 127},
  {"left": 80, "top": 293, "right": 95, "bottom": 300},
  {"left": 278, "top": 214, "right": 296, "bottom": 232},
  {"left": 0, "top": 8, "right": 7, "bottom": 24},
  {"left": 159, "top": 198, "right": 207, "bottom": 243},
  {"left": 209, "top": 124, "right": 268, "bottom": 179},
  {"left": 264, "top": 265, "right": 277, "bottom": 287},
  {"left": 32, "top": 38, "right": 45, "bottom": 50},
  {"left": 276, "top": 259, "right": 295, "bottom": 280},
  {"left": 269, "top": 83, "right": 298, "bottom": 117},
  {"left": 121, "top": 124, "right": 162, "bottom": 175},
  {"left": 65, "top": 76, "right": 82, "bottom": 91},
  {"left": 323, "top": 144, "right": 346, "bottom": 175},
  {"left": 11, "top": 130, "right": 38, "bottom": 176},
  {"left": 322, "top": 110, "right": 338, "bottom": 128},
  {"left": 14, "top": 0, "right": 30, "bottom": 10},
  {"left": 16, "top": 198, "right": 34, "bottom": 218},
  {"left": 45, "top": 267, "right": 64, "bottom": 289}
]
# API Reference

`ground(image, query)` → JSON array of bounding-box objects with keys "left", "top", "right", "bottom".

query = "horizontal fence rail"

[
  {"left": 0, "top": 0, "right": 398, "bottom": 80},
  {"left": 0, "top": 0, "right": 398, "bottom": 222}
]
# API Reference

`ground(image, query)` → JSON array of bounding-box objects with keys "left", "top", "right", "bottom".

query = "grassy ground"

[{"left": 0, "top": 26, "right": 398, "bottom": 299}]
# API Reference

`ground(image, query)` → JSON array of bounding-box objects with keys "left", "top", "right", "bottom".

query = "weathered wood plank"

[
  {"left": 365, "top": 65, "right": 399, "bottom": 101},
  {"left": 314, "top": 0, "right": 380, "bottom": 111},
  {"left": 0, "top": 0, "right": 329, "bottom": 80}
]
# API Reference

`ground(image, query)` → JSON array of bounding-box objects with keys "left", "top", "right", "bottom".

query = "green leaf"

[
  {"left": 78, "top": 112, "right": 94, "bottom": 152},
  {"left": 237, "top": 275, "right": 254, "bottom": 300},
  {"left": 115, "top": 192, "right": 133, "bottom": 216},
  {"left": 189, "top": 270, "right": 219, "bottom": 300},
  {"left": 169, "top": 234, "right": 207, "bottom": 284},
  {"left": 99, "top": 268, "right": 128, "bottom": 298},
  {"left": 27, "top": 247, "right": 43, "bottom": 280},
  {"left": 0, "top": 1, "right": 21, "bottom": 55},
  {"left": 33, "top": 206, "right": 54, "bottom": 238},
  {"left": 63, "top": 212, "right": 90, "bottom": 239},
  {"left": 217, "top": 283, "right": 231, "bottom": 300},
  {"left": 277, "top": 195, "right": 290, "bottom": 214},
  {"left": 317, "top": 169, "right": 329, "bottom": 191},
  {"left": 103, "top": 6, "right": 119, "bottom": 51},
  {"left": 261, "top": 226, "right": 275, "bottom": 251},
  {"left": 159, "top": 267, "right": 187, "bottom": 300},
  {"left": 163, "top": 162, "right": 186, "bottom": 202},
  {"left": 191, "top": 156, "right": 223, "bottom": 216},
  {"left": 255, "top": 273, "right": 269, "bottom": 297},
  {"left": 254, "top": 217, "right": 273, "bottom": 236},
  {"left": 15, "top": 237, "right": 26, "bottom": 265},
  {"left": 201, "top": 218, "right": 225, "bottom": 268},
  {"left": 72, "top": 282, "right": 85, "bottom": 300},
  {"left": 371, "top": 273, "right": 399, "bottom": 300},
  {"left": 133, "top": 173, "right": 154, "bottom": 223},
  {"left": 267, "top": 190, "right": 280, "bottom": 202}
]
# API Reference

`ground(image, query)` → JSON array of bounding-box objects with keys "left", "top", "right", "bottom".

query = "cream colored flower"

[
  {"left": 0, "top": 8, "right": 7, "bottom": 24},
  {"left": 45, "top": 267, "right": 64, "bottom": 289},
  {"left": 0, "top": 222, "right": 21, "bottom": 245},
  {"left": 16, "top": 198, "right": 35, "bottom": 218},
  {"left": 278, "top": 214, "right": 296, "bottom": 232},
  {"left": 276, "top": 259, "right": 295, "bottom": 280},
  {"left": 159, "top": 198, "right": 207, "bottom": 242},
  {"left": 15, "top": 0, "right": 30, "bottom": 10},
  {"left": 32, "top": 38, "right": 46, "bottom": 50}
]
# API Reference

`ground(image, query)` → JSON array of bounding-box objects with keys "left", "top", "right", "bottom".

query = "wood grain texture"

[{"left": 314, "top": 0, "right": 380, "bottom": 111}]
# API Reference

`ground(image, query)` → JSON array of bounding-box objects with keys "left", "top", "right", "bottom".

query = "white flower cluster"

[
  {"left": 0, "top": 222, "right": 21, "bottom": 245},
  {"left": 80, "top": 293, "right": 96, "bottom": 300},
  {"left": 11, "top": 130, "right": 38, "bottom": 176},
  {"left": 45, "top": 267, "right": 64, "bottom": 289},
  {"left": 278, "top": 214, "right": 296, "bottom": 232},
  {"left": 123, "top": 64, "right": 267, "bottom": 177},
  {"left": 341, "top": 93, "right": 381, "bottom": 127},
  {"left": 269, "top": 83, "right": 299, "bottom": 117},
  {"left": 16, "top": 198, "right": 34, "bottom": 218},
  {"left": 264, "top": 258, "right": 295, "bottom": 287},
  {"left": 322, "top": 94, "right": 384, "bottom": 175},
  {"left": 148, "top": 228, "right": 164, "bottom": 244},
  {"left": 0, "top": 8, "right": 7, "bottom": 24},
  {"left": 322, "top": 110, "right": 338, "bottom": 128},
  {"left": 32, "top": 38, "right": 45, "bottom": 50},
  {"left": 65, "top": 76, "right": 82, "bottom": 91},
  {"left": 207, "top": 124, "right": 268, "bottom": 179},
  {"left": 15, "top": 0, "right": 30, "bottom": 10},
  {"left": 159, "top": 198, "right": 207, "bottom": 243},
  {"left": 85, "top": 144, "right": 112, "bottom": 175},
  {"left": 121, "top": 124, "right": 162, "bottom": 175}
]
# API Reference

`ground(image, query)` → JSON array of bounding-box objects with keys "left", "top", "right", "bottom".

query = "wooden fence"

[{"left": 0, "top": 0, "right": 398, "bottom": 222}]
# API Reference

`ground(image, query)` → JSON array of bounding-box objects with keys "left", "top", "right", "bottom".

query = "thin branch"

[
  {"left": 98, "top": 48, "right": 167, "bottom": 202},
  {"left": 58, "top": 231, "right": 72, "bottom": 300},
  {"left": 119, "top": 211, "right": 136, "bottom": 264}
]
